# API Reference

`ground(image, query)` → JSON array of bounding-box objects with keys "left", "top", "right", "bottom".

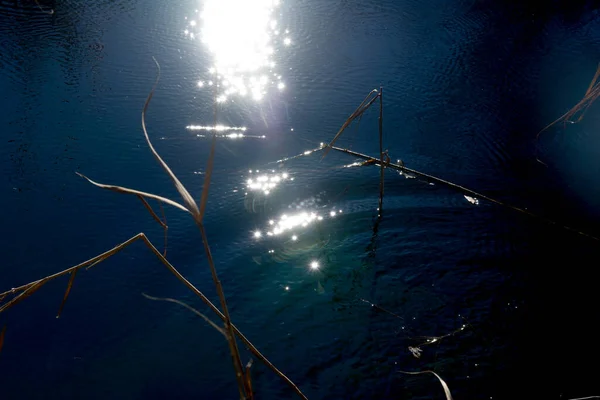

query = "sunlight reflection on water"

[{"left": 184, "top": 0, "right": 290, "bottom": 102}]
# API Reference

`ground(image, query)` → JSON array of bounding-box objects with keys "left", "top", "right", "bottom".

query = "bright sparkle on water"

[
  {"left": 246, "top": 171, "right": 292, "bottom": 195},
  {"left": 185, "top": 0, "right": 289, "bottom": 102}
]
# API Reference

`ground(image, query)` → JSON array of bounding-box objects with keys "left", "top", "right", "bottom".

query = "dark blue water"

[{"left": 2, "top": 1, "right": 600, "bottom": 399}]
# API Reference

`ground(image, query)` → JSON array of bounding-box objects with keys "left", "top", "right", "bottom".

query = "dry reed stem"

[
  {"left": 329, "top": 146, "right": 600, "bottom": 242},
  {"left": 0, "top": 325, "right": 6, "bottom": 355},
  {"left": 0, "top": 233, "right": 308, "bottom": 399},
  {"left": 378, "top": 88, "right": 384, "bottom": 214},
  {"left": 34, "top": 0, "right": 54, "bottom": 14},
  {"left": 537, "top": 63, "right": 600, "bottom": 139},
  {"left": 56, "top": 269, "right": 78, "bottom": 318},
  {"left": 142, "top": 293, "right": 226, "bottom": 337},
  {"left": 142, "top": 58, "right": 247, "bottom": 399},
  {"left": 76, "top": 57, "right": 249, "bottom": 398},
  {"left": 245, "top": 359, "right": 255, "bottom": 400},
  {"left": 0, "top": 281, "right": 46, "bottom": 313},
  {"left": 399, "top": 370, "right": 453, "bottom": 400},
  {"left": 77, "top": 57, "right": 291, "bottom": 399},
  {"left": 158, "top": 201, "right": 168, "bottom": 257},
  {"left": 198, "top": 134, "right": 217, "bottom": 222},
  {"left": 136, "top": 195, "right": 168, "bottom": 256},
  {"left": 321, "top": 89, "right": 379, "bottom": 159}
]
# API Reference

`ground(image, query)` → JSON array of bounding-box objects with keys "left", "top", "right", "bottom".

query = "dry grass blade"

[
  {"left": 34, "top": 0, "right": 54, "bottom": 14},
  {"left": 0, "top": 234, "right": 143, "bottom": 301},
  {"left": 137, "top": 195, "right": 168, "bottom": 229},
  {"left": 378, "top": 87, "right": 384, "bottom": 214},
  {"left": 142, "top": 293, "right": 226, "bottom": 337},
  {"left": 399, "top": 370, "right": 453, "bottom": 400},
  {"left": 77, "top": 172, "right": 189, "bottom": 213},
  {"left": 137, "top": 195, "right": 168, "bottom": 256},
  {"left": 0, "top": 325, "right": 6, "bottom": 355},
  {"left": 0, "top": 281, "right": 46, "bottom": 313},
  {"left": 0, "top": 233, "right": 308, "bottom": 399},
  {"left": 537, "top": 63, "right": 600, "bottom": 139},
  {"left": 195, "top": 222, "right": 247, "bottom": 399},
  {"left": 245, "top": 359, "right": 255, "bottom": 400},
  {"left": 566, "top": 397, "right": 600, "bottom": 400},
  {"left": 198, "top": 134, "right": 216, "bottom": 222},
  {"left": 141, "top": 57, "right": 200, "bottom": 218},
  {"left": 321, "top": 89, "right": 379, "bottom": 159},
  {"left": 56, "top": 269, "right": 78, "bottom": 318},
  {"left": 158, "top": 201, "right": 168, "bottom": 257}
]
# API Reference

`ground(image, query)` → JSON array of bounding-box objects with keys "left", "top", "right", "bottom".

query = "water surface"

[{"left": 2, "top": 1, "right": 600, "bottom": 399}]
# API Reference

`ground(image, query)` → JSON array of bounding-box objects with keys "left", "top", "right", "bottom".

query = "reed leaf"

[
  {"left": 142, "top": 293, "right": 226, "bottom": 338},
  {"left": 141, "top": 57, "right": 200, "bottom": 218},
  {"left": 399, "top": 370, "right": 453, "bottom": 400},
  {"left": 56, "top": 269, "right": 78, "bottom": 318},
  {"left": 76, "top": 172, "right": 189, "bottom": 213}
]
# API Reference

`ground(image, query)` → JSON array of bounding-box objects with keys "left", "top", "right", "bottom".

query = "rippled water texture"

[{"left": 2, "top": 1, "right": 600, "bottom": 399}]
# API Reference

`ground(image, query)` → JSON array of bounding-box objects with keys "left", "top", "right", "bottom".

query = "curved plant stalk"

[
  {"left": 399, "top": 370, "right": 453, "bottom": 400},
  {"left": 2, "top": 57, "right": 308, "bottom": 399},
  {"left": 321, "top": 89, "right": 379, "bottom": 159},
  {"left": 537, "top": 62, "right": 600, "bottom": 140},
  {"left": 138, "top": 58, "right": 247, "bottom": 399},
  {"left": 142, "top": 293, "right": 226, "bottom": 337},
  {"left": 0, "top": 233, "right": 308, "bottom": 400}
]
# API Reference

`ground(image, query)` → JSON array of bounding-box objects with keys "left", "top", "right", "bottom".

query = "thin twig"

[{"left": 359, "top": 298, "right": 404, "bottom": 321}]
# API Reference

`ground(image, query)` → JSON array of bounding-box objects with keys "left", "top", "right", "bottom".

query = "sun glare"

[{"left": 185, "top": 0, "right": 289, "bottom": 102}]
